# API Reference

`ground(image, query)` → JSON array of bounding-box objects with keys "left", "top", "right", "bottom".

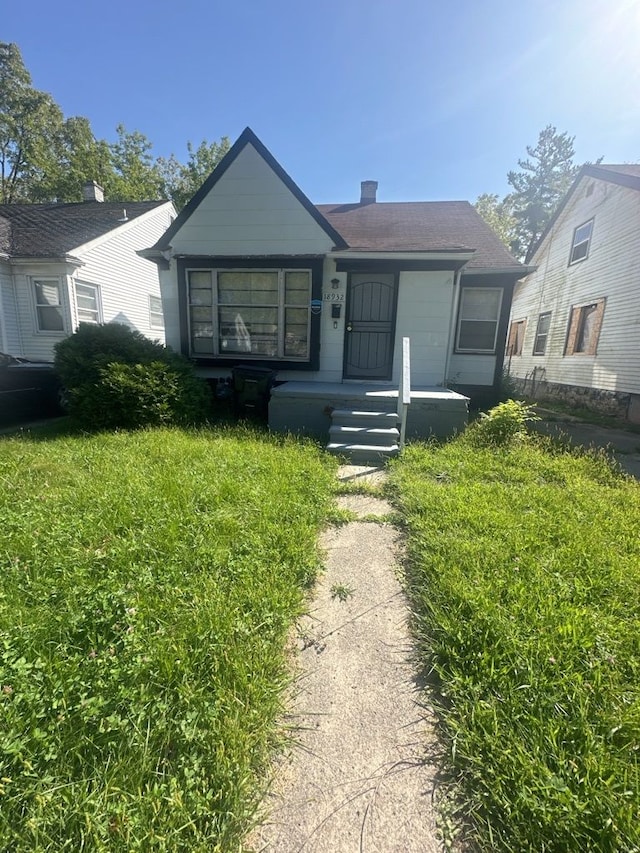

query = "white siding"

[
  {"left": 168, "top": 145, "right": 336, "bottom": 256},
  {"left": 393, "top": 271, "right": 452, "bottom": 385},
  {"left": 12, "top": 265, "right": 73, "bottom": 361},
  {"left": 508, "top": 176, "right": 640, "bottom": 394},
  {"left": 448, "top": 353, "right": 496, "bottom": 386},
  {"left": 73, "top": 204, "right": 173, "bottom": 345},
  {"left": 0, "top": 262, "right": 21, "bottom": 354},
  {"left": 8, "top": 204, "right": 174, "bottom": 362}
]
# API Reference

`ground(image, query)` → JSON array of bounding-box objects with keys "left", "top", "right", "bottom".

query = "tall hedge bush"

[{"left": 54, "top": 323, "right": 211, "bottom": 429}]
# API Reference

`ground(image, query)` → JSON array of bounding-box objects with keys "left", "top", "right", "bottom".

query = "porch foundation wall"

[{"left": 268, "top": 382, "right": 469, "bottom": 440}]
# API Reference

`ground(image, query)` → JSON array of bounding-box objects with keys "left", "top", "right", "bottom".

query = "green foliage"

[
  {"left": 508, "top": 125, "right": 581, "bottom": 261},
  {"left": 54, "top": 323, "right": 210, "bottom": 429},
  {"left": 390, "top": 439, "right": 640, "bottom": 852},
  {"left": 0, "top": 41, "right": 228, "bottom": 205},
  {"left": 475, "top": 126, "right": 588, "bottom": 261},
  {"left": 0, "top": 42, "right": 64, "bottom": 203},
  {"left": 158, "top": 137, "right": 231, "bottom": 209},
  {"left": 0, "top": 427, "right": 336, "bottom": 851},
  {"left": 474, "top": 192, "right": 517, "bottom": 250},
  {"left": 465, "top": 399, "right": 539, "bottom": 447}
]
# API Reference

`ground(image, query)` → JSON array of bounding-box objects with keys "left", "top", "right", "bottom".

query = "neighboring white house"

[
  {"left": 142, "top": 128, "right": 530, "bottom": 445},
  {"left": 506, "top": 164, "right": 640, "bottom": 423},
  {"left": 0, "top": 183, "right": 175, "bottom": 362}
]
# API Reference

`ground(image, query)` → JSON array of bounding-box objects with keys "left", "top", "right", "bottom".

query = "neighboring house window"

[
  {"left": 565, "top": 299, "right": 605, "bottom": 355},
  {"left": 533, "top": 312, "right": 552, "bottom": 355},
  {"left": 507, "top": 319, "right": 526, "bottom": 356},
  {"left": 456, "top": 287, "right": 503, "bottom": 353},
  {"left": 149, "top": 295, "right": 164, "bottom": 329},
  {"left": 75, "top": 282, "right": 101, "bottom": 324},
  {"left": 569, "top": 219, "right": 594, "bottom": 264},
  {"left": 188, "top": 269, "right": 311, "bottom": 360},
  {"left": 33, "top": 278, "right": 64, "bottom": 332}
]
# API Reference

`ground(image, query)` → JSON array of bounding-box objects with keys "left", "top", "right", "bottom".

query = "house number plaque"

[{"left": 323, "top": 292, "right": 344, "bottom": 301}]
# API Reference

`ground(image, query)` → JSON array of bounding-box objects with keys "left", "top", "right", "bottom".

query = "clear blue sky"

[{"left": 5, "top": 0, "right": 639, "bottom": 203}]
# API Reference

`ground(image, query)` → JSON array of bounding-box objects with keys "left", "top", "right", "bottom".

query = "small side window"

[
  {"left": 149, "top": 295, "right": 164, "bottom": 329},
  {"left": 569, "top": 220, "right": 594, "bottom": 264},
  {"left": 507, "top": 319, "right": 526, "bottom": 356},
  {"left": 33, "top": 278, "right": 64, "bottom": 332},
  {"left": 533, "top": 312, "right": 551, "bottom": 356}
]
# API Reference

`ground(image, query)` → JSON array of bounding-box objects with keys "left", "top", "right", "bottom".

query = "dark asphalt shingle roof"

[
  {"left": 0, "top": 201, "right": 167, "bottom": 258},
  {"left": 317, "top": 200, "right": 522, "bottom": 269}
]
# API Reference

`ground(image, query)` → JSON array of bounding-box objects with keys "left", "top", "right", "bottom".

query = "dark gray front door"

[{"left": 343, "top": 273, "right": 398, "bottom": 380}]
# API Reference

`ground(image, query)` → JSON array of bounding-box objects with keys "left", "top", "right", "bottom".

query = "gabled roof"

[
  {"left": 529, "top": 163, "right": 640, "bottom": 262},
  {"left": 147, "top": 127, "right": 526, "bottom": 272},
  {"left": 0, "top": 201, "right": 168, "bottom": 259},
  {"left": 317, "top": 201, "right": 522, "bottom": 269},
  {"left": 151, "top": 127, "right": 348, "bottom": 252}
]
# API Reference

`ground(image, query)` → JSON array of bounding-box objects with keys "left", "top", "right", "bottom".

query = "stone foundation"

[{"left": 510, "top": 377, "right": 640, "bottom": 423}]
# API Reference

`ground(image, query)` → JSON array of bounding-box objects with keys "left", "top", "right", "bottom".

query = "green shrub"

[
  {"left": 54, "top": 323, "right": 210, "bottom": 429},
  {"left": 466, "top": 398, "right": 539, "bottom": 447}
]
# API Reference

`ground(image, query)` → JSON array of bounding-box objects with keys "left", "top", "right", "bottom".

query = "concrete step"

[
  {"left": 331, "top": 409, "right": 398, "bottom": 427},
  {"left": 329, "top": 425, "right": 400, "bottom": 446},
  {"left": 326, "top": 442, "right": 400, "bottom": 465}
]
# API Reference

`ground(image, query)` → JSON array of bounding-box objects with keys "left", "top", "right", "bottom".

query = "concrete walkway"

[
  {"left": 249, "top": 466, "right": 442, "bottom": 853},
  {"left": 533, "top": 411, "right": 640, "bottom": 479}
]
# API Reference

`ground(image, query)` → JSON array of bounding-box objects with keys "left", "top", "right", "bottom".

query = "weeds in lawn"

[
  {"left": 390, "top": 434, "right": 640, "bottom": 852},
  {"left": 0, "top": 426, "right": 336, "bottom": 851}
]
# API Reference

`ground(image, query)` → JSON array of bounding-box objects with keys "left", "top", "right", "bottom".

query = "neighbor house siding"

[
  {"left": 0, "top": 262, "right": 21, "bottom": 354},
  {"left": 508, "top": 177, "right": 640, "bottom": 395},
  {"left": 74, "top": 205, "right": 173, "bottom": 344},
  {"left": 168, "top": 144, "right": 336, "bottom": 257},
  {"left": 12, "top": 266, "right": 73, "bottom": 361}
]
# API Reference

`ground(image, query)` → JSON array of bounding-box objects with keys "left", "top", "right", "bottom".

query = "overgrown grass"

[
  {"left": 0, "top": 426, "right": 336, "bottom": 851},
  {"left": 389, "top": 437, "right": 640, "bottom": 852}
]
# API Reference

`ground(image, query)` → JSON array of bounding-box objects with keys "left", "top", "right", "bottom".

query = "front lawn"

[
  {"left": 0, "top": 427, "right": 336, "bottom": 852},
  {"left": 390, "top": 438, "right": 640, "bottom": 852}
]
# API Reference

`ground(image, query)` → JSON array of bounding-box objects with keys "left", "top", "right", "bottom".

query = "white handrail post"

[{"left": 398, "top": 337, "right": 411, "bottom": 451}]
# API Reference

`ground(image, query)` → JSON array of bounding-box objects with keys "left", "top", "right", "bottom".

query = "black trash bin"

[{"left": 232, "top": 365, "right": 276, "bottom": 419}]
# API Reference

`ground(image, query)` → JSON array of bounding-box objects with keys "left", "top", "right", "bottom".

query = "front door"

[{"left": 343, "top": 273, "right": 398, "bottom": 380}]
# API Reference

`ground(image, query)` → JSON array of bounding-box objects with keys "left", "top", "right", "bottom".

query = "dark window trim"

[
  {"left": 532, "top": 311, "right": 552, "bottom": 356},
  {"left": 177, "top": 256, "right": 323, "bottom": 370}
]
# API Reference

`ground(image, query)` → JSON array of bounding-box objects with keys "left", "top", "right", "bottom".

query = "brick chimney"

[
  {"left": 82, "top": 181, "right": 104, "bottom": 203},
  {"left": 360, "top": 180, "right": 378, "bottom": 204}
]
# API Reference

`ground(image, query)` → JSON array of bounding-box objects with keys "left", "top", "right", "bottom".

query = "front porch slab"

[{"left": 269, "top": 381, "right": 469, "bottom": 440}]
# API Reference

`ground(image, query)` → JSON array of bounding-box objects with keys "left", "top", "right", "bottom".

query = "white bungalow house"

[
  {"left": 0, "top": 183, "right": 175, "bottom": 363},
  {"left": 141, "top": 128, "right": 530, "bottom": 454},
  {"left": 506, "top": 164, "right": 640, "bottom": 423}
]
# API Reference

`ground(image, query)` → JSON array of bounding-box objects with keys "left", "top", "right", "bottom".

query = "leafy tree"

[
  {"left": 158, "top": 137, "right": 230, "bottom": 209},
  {"left": 33, "top": 116, "right": 113, "bottom": 202},
  {"left": 507, "top": 125, "right": 580, "bottom": 261},
  {"left": 105, "top": 124, "right": 164, "bottom": 201},
  {"left": 474, "top": 193, "right": 518, "bottom": 253},
  {"left": 0, "top": 42, "right": 63, "bottom": 203},
  {"left": 0, "top": 41, "right": 229, "bottom": 207}
]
